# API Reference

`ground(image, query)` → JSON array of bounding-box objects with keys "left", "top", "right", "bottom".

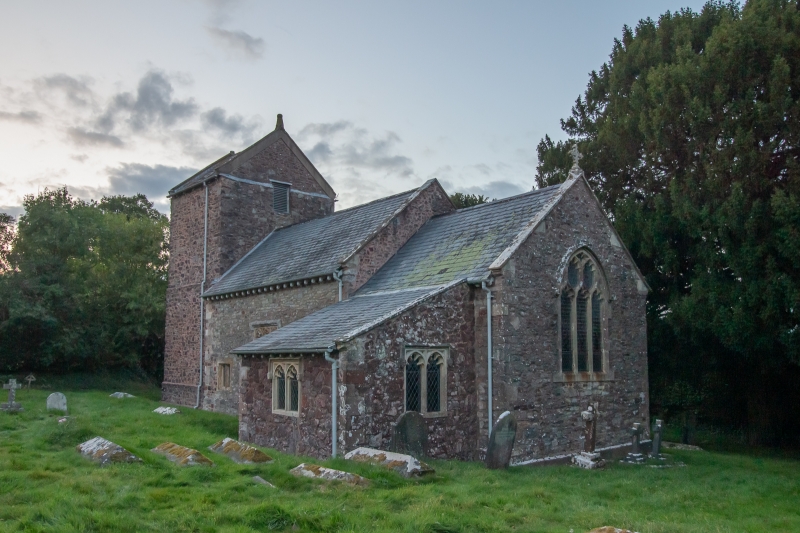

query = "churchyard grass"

[{"left": 1, "top": 376, "right": 799, "bottom": 532}]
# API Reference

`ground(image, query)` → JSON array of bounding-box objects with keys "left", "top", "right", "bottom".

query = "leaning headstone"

[
  {"left": 345, "top": 447, "right": 434, "bottom": 477},
  {"left": 486, "top": 411, "right": 517, "bottom": 469},
  {"left": 153, "top": 406, "right": 180, "bottom": 415},
  {"left": 24, "top": 374, "right": 35, "bottom": 389},
  {"left": 47, "top": 392, "right": 67, "bottom": 413},
  {"left": 290, "top": 463, "right": 369, "bottom": 487},
  {"left": 622, "top": 423, "right": 645, "bottom": 464},
  {"left": 152, "top": 442, "right": 213, "bottom": 466},
  {"left": 1, "top": 379, "right": 23, "bottom": 412},
  {"left": 77, "top": 437, "right": 142, "bottom": 466},
  {"left": 573, "top": 404, "right": 606, "bottom": 469},
  {"left": 650, "top": 419, "right": 664, "bottom": 458},
  {"left": 391, "top": 411, "right": 427, "bottom": 457},
  {"left": 109, "top": 392, "right": 135, "bottom": 398},
  {"left": 208, "top": 438, "right": 273, "bottom": 464}
]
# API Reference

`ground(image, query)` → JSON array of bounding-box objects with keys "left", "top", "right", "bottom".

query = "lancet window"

[{"left": 560, "top": 251, "right": 606, "bottom": 374}]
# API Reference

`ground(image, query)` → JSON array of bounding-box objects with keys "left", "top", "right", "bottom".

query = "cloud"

[
  {"left": 67, "top": 128, "right": 124, "bottom": 147},
  {"left": 70, "top": 154, "right": 89, "bottom": 163},
  {"left": 35, "top": 74, "right": 96, "bottom": 107},
  {"left": 0, "top": 110, "right": 41, "bottom": 123},
  {"left": 95, "top": 70, "right": 198, "bottom": 134},
  {"left": 106, "top": 162, "right": 198, "bottom": 202},
  {"left": 461, "top": 180, "right": 527, "bottom": 200},
  {"left": 0, "top": 205, "right": 25, "bottom": 220},
  {"left": 205, "top": 26, "right": 265, "bottom": 59},
  {"left": 201, "top": 107, "right": 260, "bottom": 141}
]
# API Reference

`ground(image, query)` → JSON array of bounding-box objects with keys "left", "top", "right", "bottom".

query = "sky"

[{"left": 0, "top": 0, "right": 708, "bottom": 217}]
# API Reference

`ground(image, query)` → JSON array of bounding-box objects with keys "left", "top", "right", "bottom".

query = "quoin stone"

[
  {"left": 1, "top": 379, "right": 23, "bottom": 412},
  {"left": 486, "top": 411, "right": 517, "bottom": 469},
  {"left": 46, "top": 392, "right": 67, "bottom": 413},
  {"left": 391, "top": 411, "right": 427, "bottom": 458}
]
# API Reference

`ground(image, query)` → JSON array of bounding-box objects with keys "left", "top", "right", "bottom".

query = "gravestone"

[
  {"left": 24, "top": 374, "right": 35, "bottom": 389},
  {"left": 77, "top": 436, "right": 142, "bottom": 466},
  {"left": 153, "top": 406, "right": 180, "bottom": 415},
  {"left": 485, "top": 411, "right": 516, "bottom": 469},
  {"left": 290, "top": 463, "right": 369, "bottom": 487},
  {"left": 46, "top": 392, "right": 67, "bottom": 413},
  {"left": 152, "top": 442, "right": 213, "bottom": 466},
  {"left": 1, "top": 379, "right": 23, "bottom": 412},
  {"left": 391, "top": 411, "right": 427, "bottom": 457},
  {"left": 110, "top": 392, "right": 135, "bottom": 398},
  {"left": 622, "top": 422, "right": 645, "bottom": 464},
  {"left": 650, "top": 419, "right": 664, "bottom": 458},
  {"left": 573, "top": 403, "right": 605, "bottom": 469},
  {"left": 345, "top": 447, "right": 434, "bottom": 477},
  {"left": 209, "top": 438, "right": 273, "bottom": 464}
]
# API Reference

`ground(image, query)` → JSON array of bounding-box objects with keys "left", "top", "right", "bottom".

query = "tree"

[
  {"left": 536, "top": 0, "right": 800, "bottom": 445},
  {"left": 450, "top": 192, "right": 490, "bottom": 209},
  {"left": 0, "top": 213, "right": 13, "bottom": 273},
  {"left": 0, "top": 188, "right": 169, "bottom": 377}
]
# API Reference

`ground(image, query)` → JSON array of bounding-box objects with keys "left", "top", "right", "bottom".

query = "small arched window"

[
  {"left": 560, "top": 251, "right": 606, "bottom": 374},
  {"left": 271, "top": 360, "right": 301, "bottom": 416},
  {"left": 405, "top": 348, "right": 448, "bottom": 415}
]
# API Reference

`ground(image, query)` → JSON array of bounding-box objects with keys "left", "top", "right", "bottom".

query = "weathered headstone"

[
  {"left": 109, "top": 392, "right": 135, "bottom": 399},
  {"left": 77, "top": 437, "right": 142, "bottom": 466},
  {"left": 209, "top": 438, "right": 273, "bottom": 464},
  {"left": 24, "top": 374, "right": 35, "bottom": 389},
  {"left": 253, "top": 475, "right": 276, "bottom": 488},
  {"left": 1, "top": 379, "right": 23, "bottom": 412},
  {"left": 290, "top": 463, "right": 369, "bottom": 486},
  {"left": 391, "top": 411, "right": 427, "bottom": 457},
  {"left": 486, "top": 411, "right": 517, "bottom": 469},
  {"left": 622, "top": 422, "right": 645, "bottom": 464},
  {"left": 152, "top": 442, "right": 214, "bottom": 466},
  {"left": 46, "top": 392, "right": 67, "bottom": 413},
  {"left": 650, "top": 419, "right": 664, "bottom": 458},
  {"left": 573, "top": 404, "right": 606, "bottom": 469},
  {"left": 345, "top": 447, "right": 434, "bottom": 477}
]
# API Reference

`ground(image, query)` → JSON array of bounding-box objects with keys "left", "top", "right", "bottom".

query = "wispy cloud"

[
  {"left": 205, "top": 26, "right": 265, "bottom": 60},
  {"left": 0, "top": 110, "right": 41, "bottom": 123},
  {"left": 67, "top": 128, "right": 124, "bottom": 147}
]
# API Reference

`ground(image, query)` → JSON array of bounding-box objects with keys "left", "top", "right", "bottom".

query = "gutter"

[
  {"left": 195, "top": 182, "right": 210, "bottom": 409},
  {"left": 323, "top": 345, "right": 339, "bottom": 457}
]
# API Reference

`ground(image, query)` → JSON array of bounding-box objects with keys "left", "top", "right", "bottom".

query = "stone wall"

[
  {"left": 491, "top": 178, "right": 649, "bottom": 463},
  {"left": 202, "top": 282, "right": 338, "bottom": 414},
  {"left": 239, "top": 355, "right": 334, "bottom": 457},
  {"left": 344, "top": 182, "right": 454, "bottom": 295},
  {"left": 339, "top": 283, "right": 479, "bottom": 460}
]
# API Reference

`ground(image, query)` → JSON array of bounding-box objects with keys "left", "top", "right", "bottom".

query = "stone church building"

[{"left": 162, "top": 115, "right": 650, "bottom": 464}]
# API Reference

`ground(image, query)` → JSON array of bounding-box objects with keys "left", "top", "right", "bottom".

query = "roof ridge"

[
  {"left": 453, "top": 183, "right": 563, "bottom": 214},
  {"left": 332, "top": 187, "right": 418, "bottom": 214}
]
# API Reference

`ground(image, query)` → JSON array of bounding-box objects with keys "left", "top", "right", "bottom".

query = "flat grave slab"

[
  {"left": 290, "top": 463, "right": 369, "bottom": 486},
  {"left": 209, "top": 438, "right": 273, "bottom": 464},
  {"left": 152, "top": 442, "right": 213, "bottom": 466},
  {"left": 77, "top": 437, "right": 142, "bottom": 466},
  {"left": 110, "top": 392, "right": 135, "bottom": 399},
  {"left": 345, "top": 447, "right": 434, "bottom": 477},
  {"left": 153, "top": 406, "right": 180, "bottom": 415}
]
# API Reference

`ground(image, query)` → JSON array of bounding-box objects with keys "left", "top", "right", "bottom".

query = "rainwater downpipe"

[
  {"left": 332, "top": 268, "right": 343, "bottom": 302},
  {"left": 482, "top": 280, "right": 493, "bottom": 431},
  {"left": 323, "top": 345, "right": 339, "bottom": 457},
  {"left": 195, "top": 182, "right": 210, "bottom": 409}
]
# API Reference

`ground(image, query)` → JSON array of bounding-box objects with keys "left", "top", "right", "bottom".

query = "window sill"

[
  {"left": 551, "top": 371, "right": 615, "bottom": 383},
  {"left": 272, "top": 409, "right": 300, "bottom": 417},
  {"left": 404, "top": 410, "right": 448, "bottom": 419}
]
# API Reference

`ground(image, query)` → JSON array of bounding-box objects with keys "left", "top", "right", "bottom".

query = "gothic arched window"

[
  {"left": 560, "top": 251, "right": 606, "bottom": 374},
  {"left": 405, "top": 348, "right": 448, "bottom": 415},
  {"left": 272, "top": 360, "right": 301, "bottom": 416}
]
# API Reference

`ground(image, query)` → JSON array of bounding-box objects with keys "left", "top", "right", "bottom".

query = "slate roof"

[
  {"left": 356, "top": 183, "right": 564, "bottom": 294},
  {"left": 204, "top": 188, "right": 419, "bottom": 297},
  {"left": 168, "top": 151, "right": 237, "bottom": 197},
  {"left": 232, "top": 284, "right": 455, "bottom": 354}
]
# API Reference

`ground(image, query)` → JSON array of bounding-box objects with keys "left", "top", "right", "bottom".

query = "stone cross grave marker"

[
  {"left": 573, "top": 403, "right": 605, "bottom": 469},
  {"left": 651, "top": 419, "right": 663, "bottom": 458},
  {"left": 486, "top": 411, "right": 517, "bottom": 469},
  {"left": 47, "top": 392, "right": 67, "bottom": 413},
  {"left": 1, "top": 379, "right": 23, "bottom": 412},
  {"left": 391, "top": 411, "right": 427, "bottom": 458},
  {"left": 24, "top": 374, "right": 35, "bottom": 389},
  {"left": 623, "top": 422, "right": 645, "bottom": 464}
]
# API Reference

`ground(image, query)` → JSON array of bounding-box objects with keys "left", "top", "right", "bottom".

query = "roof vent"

[
  {"left": 275, "top": 114, "right": 284, "bottom": 131},
  {"left": 272, "top": 181, "right": 290, "bottom": 214}
]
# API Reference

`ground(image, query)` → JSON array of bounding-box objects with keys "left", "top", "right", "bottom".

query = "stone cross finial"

[
  {"left": 25, "top": 374, "right": 35, "bottom": 389},
  {"left": 570, "top": 144, "right": 583, "bottom": 169}
]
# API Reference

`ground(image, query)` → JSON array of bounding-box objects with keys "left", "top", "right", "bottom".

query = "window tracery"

[{"left": 404, "top": 348, "right": 447, "bottom": 416}]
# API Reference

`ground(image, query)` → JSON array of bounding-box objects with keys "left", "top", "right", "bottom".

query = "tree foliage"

[
  {"left": 0, "top": 188, "right": 168, "bottom": 377},
  {"left": 536, "top": 0, "right": 800, "bottom": 444},
  {"left": 450, "top": 192, "right": 490, "bottom": 209}
]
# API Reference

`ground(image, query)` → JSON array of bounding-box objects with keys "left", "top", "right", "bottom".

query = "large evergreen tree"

[
  {"left": 536, "top": 0, "right": 800, "bottom": 444},
  {"left": 0, "top": 188, "right": 168, "bottom": 377}
]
